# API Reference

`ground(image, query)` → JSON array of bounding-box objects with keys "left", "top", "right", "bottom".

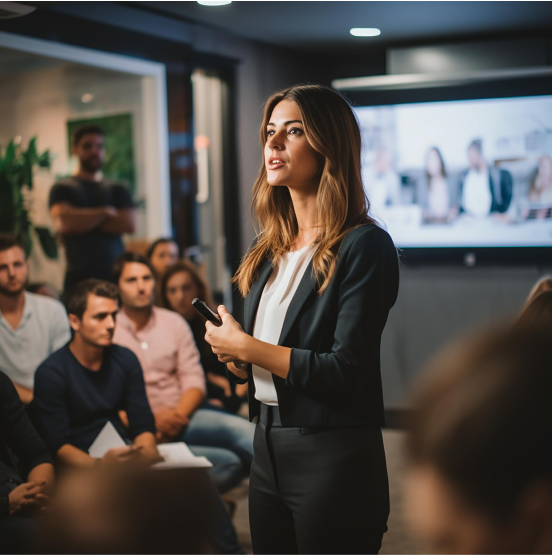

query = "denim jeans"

[{"left": 183, "top": 407, "right": 255, "bottom": 494}]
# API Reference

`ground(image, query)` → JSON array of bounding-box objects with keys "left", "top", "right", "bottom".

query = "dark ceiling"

[{"left": 139, "top": 1, "right": 552, "bottom": 54}]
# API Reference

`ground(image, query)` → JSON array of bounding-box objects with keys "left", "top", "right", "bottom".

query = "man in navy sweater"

[
  {"left": 33, "top": 279, "right": 159, "bottom": 468},
  {"left": 33, "top": 279, "right": 244, "bottom": 553}
]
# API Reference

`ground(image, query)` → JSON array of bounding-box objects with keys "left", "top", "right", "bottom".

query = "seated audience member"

[
  {"left": 112, "top": 253, "right": 254, "bottom": 494},
  {"left": 0, "top": 370, "right": 54, "bottom": 554},
  {"left": 524, "top": 275, "right": 552, "bottom": 308},
  {"left": 417, "top": 147, "right": 457, "bottom": 224},
  {"left": 147, "top": 238, "right": 179, "bottom": 306},
  {"left": 27, "top": 283, "right": 59, "bottom": 300},
  {"left": 457, "top": 139, "right": 513, "bottom": 217},
  {"left": 0, "top": 234, "right": 71, "bottom": 404},
  {"left": 406, "top": 327, "right": 552, "bottom": 554},
  {"left": 33, "top": 279, "right": 159, "bottom": 469},
  {"left": 49, "top": 125, "right": 136, "bottom": 293},
  {"left": 516, "top": 290, "right": 552, "bottom": 331},
  {"left": 161, "top": 260, "right": 248, "bottom": 414},
  {"left": 147, "top": 238, "right": 179, "bottom": 279}
]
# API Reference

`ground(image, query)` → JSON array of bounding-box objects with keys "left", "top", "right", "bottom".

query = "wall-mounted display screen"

[{"left": 355, "top": 94, "right": 552, "bottom": 248}]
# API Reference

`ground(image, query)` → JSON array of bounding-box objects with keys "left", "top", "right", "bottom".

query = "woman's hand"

[{"left": 205, "top": 306, "right": 247, "bottom": 364}]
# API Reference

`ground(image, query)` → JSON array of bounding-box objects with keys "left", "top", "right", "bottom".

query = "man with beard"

[
  {"left": 49, "top": 125, "right": 136, "bottom": 293},
  {"left": 0, "top": 234, "right": 71, "bottom": 404}
]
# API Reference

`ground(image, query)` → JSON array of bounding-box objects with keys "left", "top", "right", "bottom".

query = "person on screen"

[
  {"left": 457, "top": 139, "right": 513, "bottom": 217},
  {"left": 417, "top": 147, "right": 457, "bottom": 224},
  {"left": 363, "top": 147, "right": 401, "bottom": 217},
  {"left": 526, "top": 155, "right": 552, "bottom": 219}
]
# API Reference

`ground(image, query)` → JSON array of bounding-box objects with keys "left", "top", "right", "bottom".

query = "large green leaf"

[{"left": 0, "top": 137, "right": 56, "bottom": 259}]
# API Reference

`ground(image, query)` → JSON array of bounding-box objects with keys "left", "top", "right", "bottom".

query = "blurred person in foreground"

[
  {"left": 112, "top": 253, "right": 254, "bottom": 494},
  {"left": 516, "top": 290, "right": 552, "bottom": 331},
  {"left": 160, "top": 260, "right": 248, "bottom": 414},
  {"left": 457, "top": 139, "right": 513, "bottom": 218},
  {"left": 36, "top": 466, "right": 239, "bottom": 554},
  {"left": 523, "top": 275, "right": 552, "bottom": 309},
  {"left": 0, "top": 234, "right": 70, "bottom": 405},
  {"left": 33, "top": 279, "right": 160, "bottom": 469},
  {"left": 49, "top": 125, "right": 136, "bottom": 293},
  {"left": 0, "top": 370, "right": 54, "bottom": 554},
  {"left": 406, "top": 326, "right": 552, "bottom": 554}
]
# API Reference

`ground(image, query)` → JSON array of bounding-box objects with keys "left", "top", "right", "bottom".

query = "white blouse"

[{"left": 252, "top": 244, "right": 315, "bottom": 406}]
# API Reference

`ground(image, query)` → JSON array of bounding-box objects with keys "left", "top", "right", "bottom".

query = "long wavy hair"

[{"left": 233, "top": 84, "right": 374, "bottom": 297}]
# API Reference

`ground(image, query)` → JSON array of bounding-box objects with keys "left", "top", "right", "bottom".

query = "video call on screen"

[{"left": 355, "top": 94, "right": 552, "bottom": 248}]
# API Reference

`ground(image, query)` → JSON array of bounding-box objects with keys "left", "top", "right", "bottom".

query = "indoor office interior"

[{"left": 0, "top": 1, "right": 552, "bottom": 554}]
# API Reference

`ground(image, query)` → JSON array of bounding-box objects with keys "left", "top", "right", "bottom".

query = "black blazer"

[{"left": 229, "top": 224, "right": 399, "bottom": 428}]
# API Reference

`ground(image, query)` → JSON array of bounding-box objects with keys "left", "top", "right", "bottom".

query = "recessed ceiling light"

[
  {"left": 81, "top": 93, "right": 94, "bottom": 103},
  {"left": 197, "top": 1, "right": 232, "bottom": 5},
  {"left": 350, "top": 28, "right": 381, "bottom": 37}
]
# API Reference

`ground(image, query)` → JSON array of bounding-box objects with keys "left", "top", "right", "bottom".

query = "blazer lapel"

[
  {"left": 277, "top": 259, "right": 316, "bottom": 346},
  {"left": 244, "top": 258, "right": 273, "bottom": 335}
]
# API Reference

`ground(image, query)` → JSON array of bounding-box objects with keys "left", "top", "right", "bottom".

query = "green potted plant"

[{"left": 0, "top": 137, "right": 58, "bottom": 259}]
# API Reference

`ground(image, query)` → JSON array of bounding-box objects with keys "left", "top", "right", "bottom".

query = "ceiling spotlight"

[
  {"left": 197, "top": 1, "right": 232, "bottom": 5},
  {"left": 350, "top": 28, "right": 381, "bottom": 37},
  {"left": 81, "top": 93, "right": 94, "bottom": 103}
]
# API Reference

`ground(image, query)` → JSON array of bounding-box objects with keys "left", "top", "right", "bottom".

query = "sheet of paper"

[
  {"left": 154, "top": 442, "right": 213, "bottom": 469},
  {"left": 88, "top": 421, "right": 126, "bottom": 458}
]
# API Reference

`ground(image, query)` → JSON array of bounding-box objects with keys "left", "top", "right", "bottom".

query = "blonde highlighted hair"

[{"left": 233, "top": 84, "right": 374, "bottom": 297}]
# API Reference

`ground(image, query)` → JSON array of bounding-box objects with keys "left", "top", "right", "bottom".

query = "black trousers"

[{"left": 249, "top": 404, "right": 390, "bottom": 554}]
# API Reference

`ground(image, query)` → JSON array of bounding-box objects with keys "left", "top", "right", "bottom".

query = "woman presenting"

[{"left": 205, "top": 84, "right": 399, "bottom": 554}]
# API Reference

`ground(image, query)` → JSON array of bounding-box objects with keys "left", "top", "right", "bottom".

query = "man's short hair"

[
  {"left": 66, "top": 279, "right": 119, "bottom": 319},
  {"left": 72, "top": 125, "right": 105, "bottom": 147},
  {"left": 468, "top": 139, "right": 483, "bottom": 154},
  {"left": 0, "top": 233, "right": 26, "bottom": 258},
  {"left": 112, "top": 252, "right": 154, "bottom": 285}
]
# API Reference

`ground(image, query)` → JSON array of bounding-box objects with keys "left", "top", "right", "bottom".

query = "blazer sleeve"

[{"left": 286, "top": 227, "right": 399, "bottom": 405}]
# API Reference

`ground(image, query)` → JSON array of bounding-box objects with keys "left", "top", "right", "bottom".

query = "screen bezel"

[{"left": 344, "top": 74, "right": 552, "bottom": 266}]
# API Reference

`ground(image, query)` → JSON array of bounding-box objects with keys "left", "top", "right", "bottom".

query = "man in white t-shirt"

[
  {"left": 0, "top": 234, "right": 71, "bottom": 404},
  {"left": 459, "top": 139, "right": 513, "bottom": 217}
]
